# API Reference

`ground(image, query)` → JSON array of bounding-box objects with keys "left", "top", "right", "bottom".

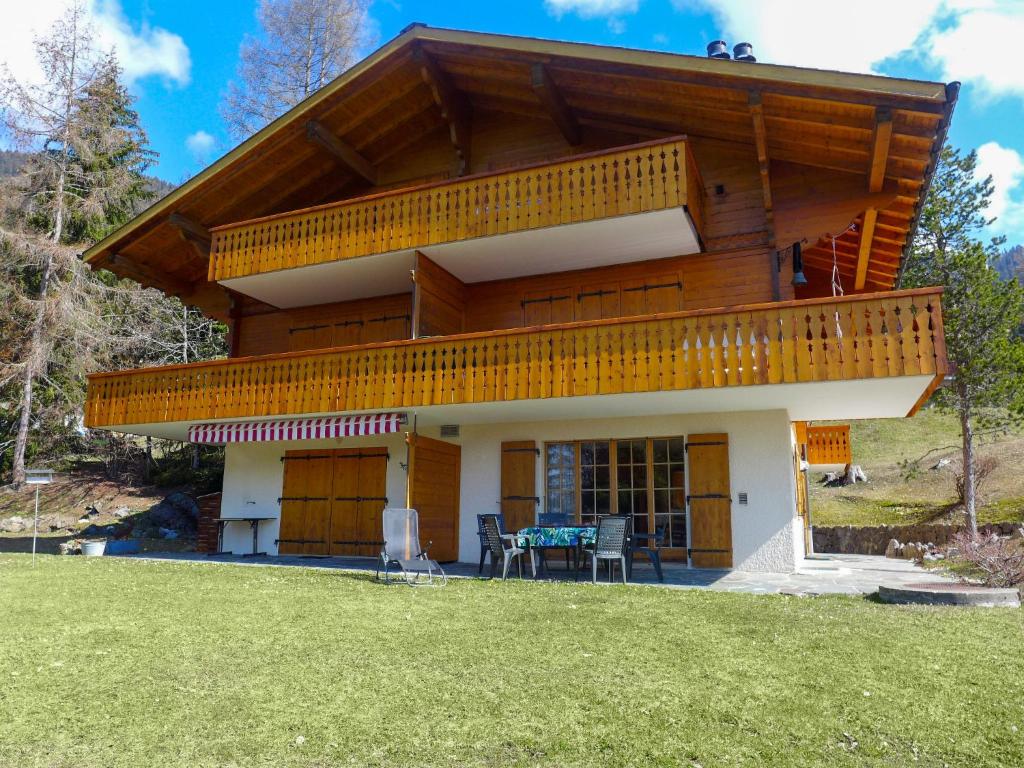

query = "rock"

[
  {"left": 81, "top": 523, "right": 119, "bottom": 537},
  {"left": 0, "top": 516, "right": 27, "bottom": 533},
  {"left": 84, "top": 504, "right": 100, "bottom": 517},
  {"left": 930, "top": 457, "right": 951, "bottom": 470},
  {"left": 112, "top": 507, "right": 132, "bottom": 519},
  {"left": 885, "top": 538, "right": 901, "bottom": 558},
  {"left": 58, "top": 539, "right": 82, "bottom": 556},
  {"left": 158, "top": 527, "right": 179, "bottom": 540},
  {"left": 146, "top": 492, "right": 199, "bottom": 531},
  {"left": 77, "top": 517, "right": 90, "bottom": 524},
  {"left": 1010, "top": 526, "right": 1024, "bottom": 540}
]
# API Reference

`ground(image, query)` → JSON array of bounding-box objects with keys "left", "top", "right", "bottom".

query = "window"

[
  {"left": 545, "top": 443, "right": 575, "bottom": 518},
  {"left": 579, "top": 441, "right": 611, "bottom": 526},
  {"left": 544, "top": 436, "right": 687, "bottom": 549},
  {"left": 652, "top": 437, "right": 687, "bottom": 548}
]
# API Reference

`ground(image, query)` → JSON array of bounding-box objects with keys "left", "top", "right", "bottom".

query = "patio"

[{"left": 115, "top": 551, "right": 952, "bottom": 596}]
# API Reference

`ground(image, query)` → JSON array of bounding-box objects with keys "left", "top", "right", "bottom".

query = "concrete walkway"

[{"left": 117, "top": 551, "right": 954, "bottom": 596}]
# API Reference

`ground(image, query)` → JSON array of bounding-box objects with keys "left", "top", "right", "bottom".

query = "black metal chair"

[
  {"left": 578, "top": 515, "right": 629, "bottom": 584},
  {"left": 627, "top": 526, "right": 665, "bottom": 582},
  {"left": 481, "top": 514, "right": 535, "bottom": 580},
  {"left": 476, "top": 512, "right": 506, "bottom": 574}
]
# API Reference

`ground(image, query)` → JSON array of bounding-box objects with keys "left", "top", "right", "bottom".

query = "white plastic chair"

[{"left": 377, "top": 508, "right": 446, "bottom": 586}]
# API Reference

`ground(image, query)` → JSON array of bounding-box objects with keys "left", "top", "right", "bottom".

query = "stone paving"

[{"left": 118, "top": 551, "right": 956, "bottom": 597}]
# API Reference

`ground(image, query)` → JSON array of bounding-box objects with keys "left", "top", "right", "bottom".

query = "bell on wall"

[{"left": 791, "top": 241, "right": 808, "bottom": 286}]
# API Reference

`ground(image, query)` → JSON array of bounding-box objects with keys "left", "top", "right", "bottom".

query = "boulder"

[
  {"left": 0, "top": 516, "right": 27, "bottom": 533},
  {"left": 112, "top": 507, "right": 132, "bottom": 519},
  {"left": 58, "top": 539, "right": 82, "bottom": 556},
  {"left": 146, "top": 492, "right": 199, "bottom": 531},
  {"left": 885, "top": 538, "right": 901, "bottom": 558},
  {"left": 157, "top": 527, "right": 179, "bottom": 540}
]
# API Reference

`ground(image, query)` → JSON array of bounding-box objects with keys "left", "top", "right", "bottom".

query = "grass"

[
  {"left": 2, "top": 556, "right": 1024, "bottom": 767},
  {"left": 809, "top": 409, "right": 1024, "bottom": 527}
]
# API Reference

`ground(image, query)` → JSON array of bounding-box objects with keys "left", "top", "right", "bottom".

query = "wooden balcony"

[
  {"left": 208, "top": 137, "right": 704, "bottom": 283},
  {"left": 85, "top": 288, "right": 945, "bottom": 429},
  {"left": 805, "top": 425, "right": 852, "bottom": 465}
]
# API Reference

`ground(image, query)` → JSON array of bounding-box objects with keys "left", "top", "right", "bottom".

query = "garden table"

[
  {"left": 211, "top": 516, "right": 275, "bottom": 557},
  {"left": 517, "top": 526, "right": 597, "bottom": 577}
]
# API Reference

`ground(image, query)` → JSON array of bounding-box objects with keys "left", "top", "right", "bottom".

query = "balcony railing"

[
  {"left": 85, "top": 288, "right": 945, "bottom": 429},
  {"left": 806, "top": 425, "right": 852, "bottom": 465},
  {"left": 208, "top": 136, "right": 703, "bottom": 282}
]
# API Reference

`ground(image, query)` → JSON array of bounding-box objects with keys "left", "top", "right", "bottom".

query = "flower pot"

[{"left": 81, "top": 540, "right": 107, "bottom": 557}]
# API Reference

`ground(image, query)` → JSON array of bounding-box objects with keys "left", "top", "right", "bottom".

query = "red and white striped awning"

[{"left": 187, "top": 413, "right": 405, "bottom": 445}]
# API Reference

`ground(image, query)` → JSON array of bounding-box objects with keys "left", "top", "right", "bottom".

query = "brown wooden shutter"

[
  {"left": 332, "top": 317, "right": 365, "bottom": 347},
  {"left": 686, "top": 434, "right": 732, "bottom": 568},
  {"left": 621, "top": 274, "right": 683, "bottom": 316},
  {"left": 407, "top": 435, "right": 461, "bottom": 562},
  {"left": 522, "top": 290, "right": 572, "bottom": 325},
  {"left": 288, "top": 323, "right": 332, "bottom": 352},
  {"left": 328, "top": 449, "right": 388, "bottom": 557},
  {"left": 501, "top": 440, "right": 538, "bottom": 532},
  {"left": 363, "top": 313, "right": 411, "bottom": 343},
  {"left": 576, "top": 283, "right": 621, "bottom": 321}
]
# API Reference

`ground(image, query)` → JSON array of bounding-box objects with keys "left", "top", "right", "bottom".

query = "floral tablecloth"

[{"left": 517, "top": 526, "right": 596, "bottom": 548}]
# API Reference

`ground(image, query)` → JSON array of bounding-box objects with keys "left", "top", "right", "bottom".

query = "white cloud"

[
  {"left": 975, "top": 141, "right": 1024, "bottom": 236},
  {"left": 544, "top": 0, "right": 639, "bottom": 19},
  {"left": 676, "top": 0, "right": 1024, "bottom": 101},
  {"left": 185, "top": 130, "right": 216, "bottom": 161},
  {"left": 677, "top": 0, "right": 943, "bottom": 74},
  {"left": 927, "top": 2, "right": 1024, "bottom": 100},
  {"left": 0, "top": 1, "right": 190, "bottom": 88}
]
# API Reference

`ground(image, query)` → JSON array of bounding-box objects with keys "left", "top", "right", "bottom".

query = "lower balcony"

[{"left": 85, "top": 288, "right": 946, "bottom": 436}]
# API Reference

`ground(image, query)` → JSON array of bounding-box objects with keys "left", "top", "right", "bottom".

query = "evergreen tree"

[{"left": 902, "top": 147, "right": 1024, "bottom": 535}]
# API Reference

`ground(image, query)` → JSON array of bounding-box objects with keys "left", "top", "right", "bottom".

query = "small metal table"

[{"left": 211, "top": 517, "right": 275, "bottom": 557}]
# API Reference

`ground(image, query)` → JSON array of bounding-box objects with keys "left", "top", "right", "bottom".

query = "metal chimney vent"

[
  {"left": 733, "top": 42, "right": 756, "bottom": 62},
  {"left": 440, "top": 424, "right": 460, "bottom": 438},
  {"left": 706, "top": 40, "right": 730, "bottom": 59}
]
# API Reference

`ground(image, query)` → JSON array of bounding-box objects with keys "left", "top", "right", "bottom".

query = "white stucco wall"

[
  {"left": 439, "top": 410, "right": 801, "bottom": 572},
  {"left": 218, "top": 432, "right": 409, "bottom": 555},
  {"left": 215, "top": 409, "right": 802, "bottom": 572}
]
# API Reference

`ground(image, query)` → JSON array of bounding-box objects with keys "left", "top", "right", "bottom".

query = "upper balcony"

[
  {"left": 85, "top": 288, "right": 946, "bottom": 437},
  {"left": 207, "top": 137, "right": 705, "bottom": 308}
]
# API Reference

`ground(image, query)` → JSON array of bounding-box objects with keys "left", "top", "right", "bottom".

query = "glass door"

[
  {"left": 652, "top": 437, "right": 688, "bottom": 552},
  {"left": 616, "top": 439, "right": 649, "bottom": 535}
]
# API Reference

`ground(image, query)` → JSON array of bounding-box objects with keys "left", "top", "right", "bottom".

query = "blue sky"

[{"left": 4, "top": 0, "right": 1024, "bottom": 246}]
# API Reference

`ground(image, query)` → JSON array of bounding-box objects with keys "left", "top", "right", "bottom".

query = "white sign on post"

[{"left": 25, "top": 469, "right": 54, "bottom": 566}]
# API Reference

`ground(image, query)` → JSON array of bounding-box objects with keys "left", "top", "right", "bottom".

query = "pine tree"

[
  {"left": 0, "top": 5, "right": 154, "bottom": 485},
  {"left": 902, "top": 147, "right": 1024, "bottom": 535}
]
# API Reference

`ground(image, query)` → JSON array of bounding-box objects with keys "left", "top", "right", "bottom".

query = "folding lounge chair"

[{"left": 378, "top": 508, "right": 447, "bottom": 586}]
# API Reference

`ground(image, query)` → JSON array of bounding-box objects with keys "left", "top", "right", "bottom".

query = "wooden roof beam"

[
  {"left": 107, "top": 253, "right": 194, "bottom": 298},
  {"left": 531, "top": 63, "right": 582, "bottom": 146},
  {"left": 168, "top": 213, "right": 212, "bottom": 263},
  {"left": 414, "top": 45, "right": 472, "bottom": 175},
  {"left": 305, "top": 119, "right": 377, "bottom": 184},
  {"left": 749, "top": 92, "right": 781, "bottom": 299},
  {"left": 855, "top": 108, "right": 893, "bottom": 289}
]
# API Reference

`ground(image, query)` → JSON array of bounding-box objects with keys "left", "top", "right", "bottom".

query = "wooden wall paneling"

[
  {"left": 413, "top": 251, "right": 467, "bottom": 337},
  {"left": 235, "top": 293, "right": 412, "bottom": 357},
  {"left": 522, "top": 287, "right": 574, "bottom": 325}
]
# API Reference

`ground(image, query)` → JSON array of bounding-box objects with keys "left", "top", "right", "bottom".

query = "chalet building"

[{"left": 83, "top": 26, "right": 954, "bottom": 572}]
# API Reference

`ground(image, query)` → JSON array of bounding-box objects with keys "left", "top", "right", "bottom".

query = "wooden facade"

[{"left": 85, "top": 288, "right": 946, "bottom": 429}]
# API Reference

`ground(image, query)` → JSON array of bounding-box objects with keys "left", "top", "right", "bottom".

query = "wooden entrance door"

[
  {"left": 407, "top": 435, "right": 461, "bottom": 562},
  {"left": 279, "top": 448, "right": 388, "bottom": 557},
  {"left": 329, "top": 449, "right": 389, "bottom": 557},
  {"left": 501, "top": 441, "right": 538, "bottom": 532},
  {"left": 686, "top": 434, "right": 732, "bottom": 568}
]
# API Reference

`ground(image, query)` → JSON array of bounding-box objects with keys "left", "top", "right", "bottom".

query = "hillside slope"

[{"left": 809, "top": 409, "right": 1024, "bottom": 527}]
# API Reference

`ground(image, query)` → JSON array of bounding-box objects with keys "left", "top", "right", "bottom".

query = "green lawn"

[{"left": 1, "top": 556, "right": 1023, "bottom": 767}]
